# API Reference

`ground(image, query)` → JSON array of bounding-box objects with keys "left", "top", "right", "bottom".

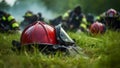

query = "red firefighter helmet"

[
  {"left": 12, "top": 21, "right": 79, "bottom": 54},
  {"left": 89, "top": 21, "right": 106, "bottom": 35},
  {"left": 21, "top": 21, "right": 58, "bottom": 45},
  {"left": 20, "top": 21, "right": 74, "bottom": 46},
  {"left": 106, "top": 8, "right": 117, "bottom": 18}
]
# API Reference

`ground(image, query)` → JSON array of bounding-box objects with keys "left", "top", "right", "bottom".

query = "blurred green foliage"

[
  {"left": 42, "top": 0, "right": 120, "bottom": 14},
  {"left": 1, "top": 0, "right": 120, "bottom": 15},
  {"left": 0, "top": 0, "right": 10, "bottom": 11}
]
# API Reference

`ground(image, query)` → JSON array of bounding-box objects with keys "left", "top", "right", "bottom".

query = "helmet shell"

[
  {"left": 23, "top": 11, "right": 33, "bottom": 17},
  {"left": 106, "top": 8, "right": 117, "bottom": 17},
  {"left": 89, "top": 21, "right": 106, "bottom": 35},
  {"left": 20, "top": 21, "right": 58, "bottom": 45}
]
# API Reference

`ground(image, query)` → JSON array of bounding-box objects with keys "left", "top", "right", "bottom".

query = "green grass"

[{"left": 0, "top": 30, "right": 120, "bottom": 68}]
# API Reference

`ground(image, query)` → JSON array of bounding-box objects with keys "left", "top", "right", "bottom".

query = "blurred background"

[{"left": 0, "top": 0, "right": 120, "bottom": 21}]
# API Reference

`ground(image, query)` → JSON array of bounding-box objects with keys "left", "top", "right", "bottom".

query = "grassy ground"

[{"left": 0, "top": 30, "right": 120, "bottom": 68}]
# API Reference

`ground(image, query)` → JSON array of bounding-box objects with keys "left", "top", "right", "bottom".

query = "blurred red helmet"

[
  {"left": 89, "top": 21, "right": 106, "bottom": 35},
  {"left": 106, "top": 8, "right": 117, "bottom": 17},
  {"left": 21, "top": 21, "right": 58, "bottom": 45}
]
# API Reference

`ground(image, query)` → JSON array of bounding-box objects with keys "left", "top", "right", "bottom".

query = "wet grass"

[{"left": 0, "top": 30, "right": 120, "bottom": 68}]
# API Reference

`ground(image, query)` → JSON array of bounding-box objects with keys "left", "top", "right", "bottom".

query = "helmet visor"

[
  {"left": 60, "top": 28, "right": 74, "bottom": 43},
  {"left": 55, "top": 24, "right": 74, "bottom": 44}
]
